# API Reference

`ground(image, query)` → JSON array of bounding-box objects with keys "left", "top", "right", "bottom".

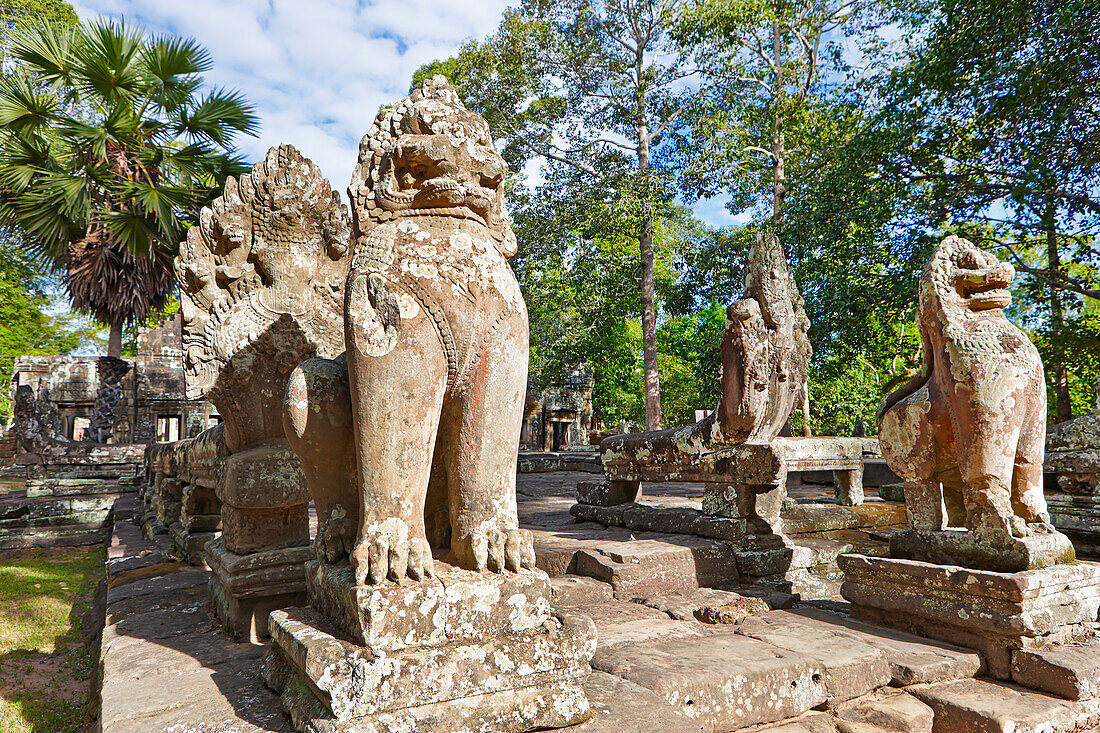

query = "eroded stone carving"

[
  {"left": 177, "top": 143, "right": 349, "bottom": 452},
  {"left": 284, "top": 75, "right": 533, "bottom": 582},
  {"left": 592, "top": 232, "right": 862, "bottom": 546},
  {"left": 176, "top": 144, "right": 350, "bottom": 639},
  {"left": 268, "top": 76, "right": 592, "bottom": 733},
  {"left": 877, "top": 236, "right": 1072, "bottom": 570}
]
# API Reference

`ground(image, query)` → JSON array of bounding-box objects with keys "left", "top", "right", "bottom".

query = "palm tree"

[{"left": 0, "top": 18, "right": 257, "bottom": 356}]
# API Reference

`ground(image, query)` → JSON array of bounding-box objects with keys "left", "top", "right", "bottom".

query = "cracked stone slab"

[
  {"left": 561, "top": 671, "right": 706, "bottom": 732},
  {"left": 907, "top": 678, "right": 1100, "bottom": 733},
  {"left": 591, "top": 625, "right": 828, "bottom": 732},
  {"left": 832, "top": 687, "right": 933, "bottom": 732},
  {"left": 735, "top": 611, "right": 891, "bottom": 704},
  {"left": 790, "top": 607, "right": 981, "bottom": 686},
  {"left": 1012, "top": 642, "right": 1100, "bottom": 700}
]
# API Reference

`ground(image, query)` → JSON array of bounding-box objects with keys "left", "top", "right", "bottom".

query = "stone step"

[
  {"left": 790, "top": 608, "right": 982, "bottom": 685},
  {"left": 591, "top": 625, "right": 829, "bottom": 732},
  {"left": 563, "top": 671, "right": 706, "bottom": 732},
  {"left": 735, "top": 611, "right": 892, "bottom": 704},
  {"left": 1012, "top": 643, "right": 1100, "bottom": 701},
  {"left": 908, "top": 678, "right": 1100, "bottom": 733},
  {"left": 575, "top": 537, "right": 739, "bottom": 599}
]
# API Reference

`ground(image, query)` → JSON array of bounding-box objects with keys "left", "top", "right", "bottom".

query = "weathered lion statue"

[
  {"left": 877, "top": 236, "right": 1055, "bottom": 547},
  {"left": 284, "top": 76, "right": 535, "bottom": 585}
]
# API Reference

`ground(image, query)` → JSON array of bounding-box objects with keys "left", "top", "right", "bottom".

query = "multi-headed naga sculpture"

[
  {"left": 284, "top": 75, "right": 535, "bottom": 585},
  {"left": 176, "top": 144, "right": 349, "bottom": 453},
  {"left": 877, "top": 236, "right": 1056, "bottom": 547}
]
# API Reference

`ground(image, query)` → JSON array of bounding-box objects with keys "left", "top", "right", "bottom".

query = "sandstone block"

[
  {"left": 305, "top": 560, "right": 552, "bottom": 652},
  {"left": 908, "top": 678, "right": 1100, "bottom": 733},
  {"left": 220, "top": 503, "right": 309, "bottom": 554},
  {"left": 791, "top": 608, "right": 981, "bottom": 686},
  {"left": 832, "top": 688, "right": 933, "bottom": 733},
  {"left": 591, "top": 626, "right": 829, "bottom": 731},
  {"left": 219, "top": 444, "right": 310, "bottom": 508},
  {"left": 839, "top": 553, "right": 1100, "bottom": 678},
  {"left": 265, "top": 602, "right": 595, "bottom": 731},
  {"left": 736, "top": 611, "right": 892, "bottom": 704},
  {"left": 1012, "top": 644, "right": 1100, "bottom": 700},
  {"left": 564, "top": 671, "right": 706, "bottom": 732},
  {"left": 577, "top": 479, "right": 640, "bottom": 506}
]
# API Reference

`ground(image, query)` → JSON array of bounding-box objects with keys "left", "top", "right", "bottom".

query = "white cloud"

[{"left": 70, "top": 0, "right": 511, "bottom": 189}]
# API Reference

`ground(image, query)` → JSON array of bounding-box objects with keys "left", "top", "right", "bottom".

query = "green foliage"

[
  {"left": 0, "top": 16, "right": 257, "bottom": 345},
  {"left": 424, "top": 0, "right": 1099, "bottom": 430},
  {"left": 0, "top": 242, "right": 101, "bottom": 421}
]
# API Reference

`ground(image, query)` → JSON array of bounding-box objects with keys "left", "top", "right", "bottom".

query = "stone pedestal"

[
  {"left": 889, "top": 527, "right": 1076, "bottom": 572},
  {"left": 206, "top": 442, "right": 312, "bottom": 641},
  {"left": 263, "top": 560, "right": 595, "bottom": 733},
  {"left": 839, "top": 553, "right": 1100, "bottom": 679},
  {"left": 206, "top": 538, "right": 312, "bottom": 642}
]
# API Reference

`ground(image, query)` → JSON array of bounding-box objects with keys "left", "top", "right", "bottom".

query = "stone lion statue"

[
  {"left": 877, "top": 236, "right": 1053, "bottom": 544},
  {"left": 284, "top": 76, "right": 535, "bottom": 585}
]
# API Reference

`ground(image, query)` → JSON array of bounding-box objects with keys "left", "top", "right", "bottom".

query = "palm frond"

[
  {"left": 0, "top": 131, "right": 58, "bottom": 189},
  {"left": 140, "top": 34, "right": 212, "bottom": 114},
  {"left": 57, "top": 118, "right": 110, "bottom": 160},
  {"left": 96, "top": 207, "right": 154, "bottom": 255},
  {"left": 0, "top": 75, "right": 59, "bottom": 132},
  {"left": 74, "top": 20, "right": 147, "bottom": 104},
  {"left": 174, "top": 88, "right": 259, "bottom": 145},
  {"left": 9, "top": 21, "right": 82, "bottom": 90}
]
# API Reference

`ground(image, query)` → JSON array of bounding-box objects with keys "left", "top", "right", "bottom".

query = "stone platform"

[
  {"left": 839, "top": 553, "right": 1100, "bottom": 679},
  {"left": 88, "top": 469, "right": 1100, "bottom": 733},
  {"left": 264, "top": 559, "right": 595, "bottom": 732}
]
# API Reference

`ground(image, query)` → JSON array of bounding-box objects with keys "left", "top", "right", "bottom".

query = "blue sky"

[{"left": 70, "top": 0, "right": 744, "bottom": 228}]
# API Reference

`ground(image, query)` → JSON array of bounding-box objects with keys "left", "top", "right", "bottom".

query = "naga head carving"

[
  {"left": 176, "top": 144, "right": 350, "bottom": 403},
  {"left": 349, "top": 75, "right": 516, "bottom": 255},
  {"left": 923, "top": 236, "right": 1015, "bottom": 318}
]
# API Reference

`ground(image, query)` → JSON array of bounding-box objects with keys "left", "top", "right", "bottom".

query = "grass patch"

[
  {"left": 0, "top": 478, "right": 25, "bottom": 494},
  {"left": 0, "top": 545, "right": 104, "bottom": 733}
]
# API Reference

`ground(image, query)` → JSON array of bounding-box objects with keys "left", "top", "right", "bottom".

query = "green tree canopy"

[{"left": 0, "top": 17, "right": 258, "bottom": 356}]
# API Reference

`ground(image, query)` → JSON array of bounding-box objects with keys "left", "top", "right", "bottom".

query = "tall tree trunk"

[
  {"left": 772, "top": 17, "right": 810, "bottom": 436},
  {"left": 1044, "top": 197, "right": 1072, "bottom": 422},
  {"left": 772, "top": 20, "right": 787, "bottom": 232},
  {"left": 638, "top": 127, "right": 662, "bottom": 431},
  {"left": 107, "top": 322, "right": 123, "bottom": 358}
]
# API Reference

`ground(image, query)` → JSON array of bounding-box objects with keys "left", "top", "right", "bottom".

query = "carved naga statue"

[
  {"left": 175, "top": 144, "right": 350, "bottom": 566},
  {"left": 601, "top": 232, "right": 811, "bottom": 462},
  {"left": 877, "top": 236, "right": 1063, "bottom": 554},
  {"left": 283, "top": 76, "right": 535, "bottom": 585}
]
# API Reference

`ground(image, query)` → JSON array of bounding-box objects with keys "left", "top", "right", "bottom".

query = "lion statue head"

[{"left": 348, "top": 75, "right": 517, "bottom": 256}]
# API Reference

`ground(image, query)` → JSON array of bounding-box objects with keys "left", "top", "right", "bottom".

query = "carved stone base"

[
  {"left": 839, "top": 553, "right": 1100, "bottom": 679},
  {"left": 264, "top": 562, "right": 595, "bottom": 733},
  {"left": 168, "top": 520, "right": 216, "bottom": 565},
  {"left": 206, "top": 538, "right": 310, "bottom": 642},
  {"left": 889, "top": 527, "right": 1076, "bottom": 572},
  {"left": 304, "top": 560, "right": 553, "bottom": 652}
]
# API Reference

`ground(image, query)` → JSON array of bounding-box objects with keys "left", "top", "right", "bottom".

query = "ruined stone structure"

[
  {"left": 9, "top": 313, "right": 217, "bottom": 450},
  {"left": 175, "top": 143, "right": 351, "bottom": 640},
  {"left": 267, "top": 76, "right": 594, "bottom": 732},
  {"left": 520, "top": 365, "right": 595, "bottom": 451},
  {"left": 144, "top": 424, "right": 226, "bottom": 563},
  {"left": 842, "top": 236, "right": 1099, "bottom": 679},
  {"left": 1045, "top": 379, "right": 1100, "bottom": 555},
  {"left": 574, "top": 233, "right": 866, "bottom": 593}
]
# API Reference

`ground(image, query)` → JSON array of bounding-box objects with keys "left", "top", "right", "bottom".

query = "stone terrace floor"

[{"left": 93, "top": 471, "right": 1100, "bottom": 733}]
